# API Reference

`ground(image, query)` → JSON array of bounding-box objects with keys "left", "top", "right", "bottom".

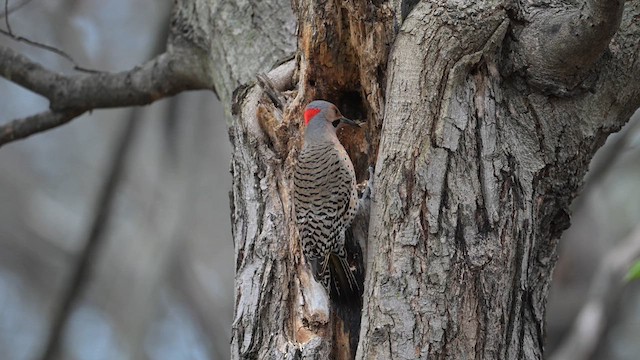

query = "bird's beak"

[{"left": 339, "top": 117, "right": 360, "bottom": 127}]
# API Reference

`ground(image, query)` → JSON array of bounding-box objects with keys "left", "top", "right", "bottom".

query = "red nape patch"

[{"left": 304, "top": 108, "right": 322, "bottom": 125}]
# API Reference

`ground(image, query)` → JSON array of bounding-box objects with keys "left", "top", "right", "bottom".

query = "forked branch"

[{"left": 0, "top": 45, "right": 215, "bottom": 147}]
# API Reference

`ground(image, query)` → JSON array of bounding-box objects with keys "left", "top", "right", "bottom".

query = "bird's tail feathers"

[
  {"left": 306, "top": 253, "right": 361, "bottom": 303},
  {"left": 306, "top": 256, "right": 328, "bottom": 288},
  {"left": 328, "top": 253, "right": 360, "bottom": 302}
]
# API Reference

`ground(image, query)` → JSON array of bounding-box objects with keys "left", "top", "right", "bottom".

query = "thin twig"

[
  {"left": 4, "top": 0, "right": 12, "bottom": 33},
  {"left": 1, "top": 0, "right": 99, "bottom": 73},
  {"left": 0, "top": 28, "right": 100, "bottom": 73},
  {"left": 0, "top": 0, "right": 33, "bottom": 19}
]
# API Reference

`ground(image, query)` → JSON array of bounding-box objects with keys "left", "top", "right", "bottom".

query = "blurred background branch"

[
  {"left": 549, "top": 224, "right": 640, "bottom": 360},
  {"left": 0, "top": 0, "right": 33, "bottom": 19},
  {"left": 547, "top": 110, "right": 640, "bottom": 360},
  {"left": 0, "top": 44, "right": 214, "bottom": 147},
  {"left": 40, "top": 106, "right": 141, "bottom": 360},
  {"left": 0, "top": 1, "right": 232, "bottom": 359}
]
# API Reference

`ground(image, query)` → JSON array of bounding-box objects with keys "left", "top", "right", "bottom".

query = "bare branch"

[
  {"left": 1, "top": 0, "right": 98, "bottom": 73},
  {"left": 516, "top": 0, "right": 625, "bottom": 91},
  {"left": 4, "top": 0, "right": 13, "bottom": 33},
  {"left": 0, "top": 45, "right": 214, "bottom": 110},
  {"left": 0, "top": 28, "right": 99, "bottom": 73},
  {"left": 0, "top": 45, "right": 66, "bottom": 97},
  {"left": 574, "top": 113, "right": 640, "bottom": 210},
  {"left": 40, "top": 107, "right": 141, "bottom": 360},
  {"left": 0, "top": 43, "right": 214, "bottom": 147},
  {"left": 0, "top": 0, "right": 33, "bottom": 19},
  {"left": 549, "top": 224, "right": 640, "bottom": 360},
  {"left": 0, "top": 109, "right": 84, "bottom": 147}
]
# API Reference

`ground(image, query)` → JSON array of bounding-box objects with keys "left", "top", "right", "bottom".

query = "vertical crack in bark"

[
  {"left": 435, "top": 152, "right": 452, "bottom": 235},
  {"left": 454, "top": 204, "right": 471, "bottom": 268},
  {"left": 526, "top": 99, "right": 547, "bottom": 158},
  {"left": 231, "top": 0, "right": 394, "bottom": 354},
  {"left": 473, "top": 71, "right": 492, "bottom": 234},
  {"left": 291, "top": 0, "right": 395, "bottom": 357},
  {"left": 504, "top": 210, "right": 525, "bottom": 359},
  {"left": 475, "top": 274, "right": 488, "bottom": 360}
]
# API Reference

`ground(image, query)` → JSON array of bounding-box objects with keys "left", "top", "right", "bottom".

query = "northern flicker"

[{"left": 294, "top": 100, "right": 360, "bottom": 298}]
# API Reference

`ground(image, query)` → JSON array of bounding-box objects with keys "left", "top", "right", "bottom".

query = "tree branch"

[
  {"left": 0, "top": 45, "right": 66, "bottom": 98},
  {"left": 516, "top": 0, "right": 625, "bottom": 91},
  {"left": 0, "top": 45, "right": 214, "bottom": 110},
  {"left": 0, "top": 44, "right": 215, "bottom": 147},
  {"left": 573, "top": 113, "right": 640, "bottom": 210},
  {"left": 0, "top": 109, "right": 84, "bottom": 147},
  {"left": 39, "top": 107, "right": 141, "bottom": 360},
  {"left": 0, "top": 0, "right": 33, "bottom": 19},
  {"left": 0, "top": 28, "right": 99, "bottom": 73}
]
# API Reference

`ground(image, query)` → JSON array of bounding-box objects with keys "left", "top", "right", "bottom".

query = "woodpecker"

[{"left": 293, "top": 100, "right": 360, "bottom": 298}]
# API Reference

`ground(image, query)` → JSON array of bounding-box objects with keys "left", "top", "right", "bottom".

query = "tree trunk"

[
  {"left": 208, "top": 0, "right": 640, "bottom": 359},
  {"left": 3, "top": 0, "right": 636, "bottom": 357},
  {"left": 3, "top": 0, "right": 638, "bottom": 357}
]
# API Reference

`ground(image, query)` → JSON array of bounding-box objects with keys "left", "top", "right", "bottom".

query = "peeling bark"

[{"left": 229, "top": 0, "right": 395, "bottom": 357}]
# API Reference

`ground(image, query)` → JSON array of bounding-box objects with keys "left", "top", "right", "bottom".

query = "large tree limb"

[
  {"left": 0, "top": 44, "right": 214, "bottom": 147},
  {"left": 515, "top": 0, "right": 625, "bottom": 91}
]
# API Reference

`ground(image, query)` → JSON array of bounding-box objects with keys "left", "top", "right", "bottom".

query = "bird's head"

[{"left": 303, "top": 100, "right": 359, "bottom": 130}]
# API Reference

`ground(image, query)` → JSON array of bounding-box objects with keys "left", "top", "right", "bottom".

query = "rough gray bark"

[
  {"left": 230, "top": 0, "right": 393, "bottom": 357},
  {"left": 514, "top": 0, "right": 625, "bottom": 91},
  {"left": 357, "top": 1, "right": 640, "bottom": 358},
  {"left": 228, "top": 0, "right": 640, "bottom": 359},
  {"left": 169, "top": 0, "right": 297, "bottom": 111}
]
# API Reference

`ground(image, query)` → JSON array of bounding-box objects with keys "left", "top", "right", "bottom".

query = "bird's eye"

[{"left": 332, "top": 120, "right": 341, "bottom": 127}]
